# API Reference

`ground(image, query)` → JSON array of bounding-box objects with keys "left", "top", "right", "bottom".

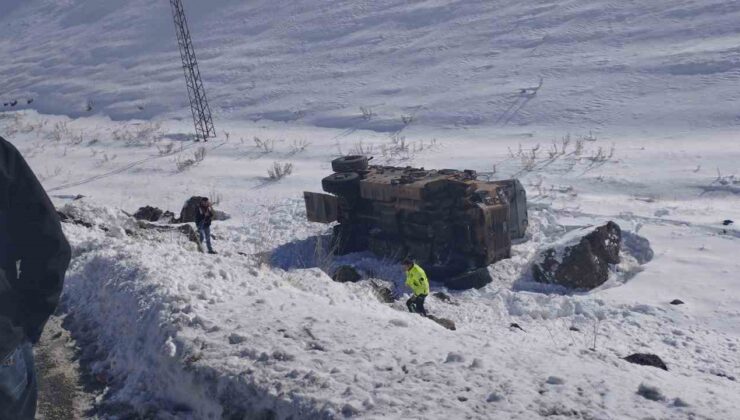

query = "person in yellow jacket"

[{"left": 403, "top": 258, "right": 429, "bottom": 316}]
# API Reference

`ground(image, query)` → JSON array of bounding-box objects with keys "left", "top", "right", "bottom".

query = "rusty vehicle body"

[{"left": 304, "top": 155, "right": 528, "bottom": 289}]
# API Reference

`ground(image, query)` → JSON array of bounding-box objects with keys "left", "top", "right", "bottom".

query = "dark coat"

[
  {"left": 0, "top": 136, "right": 71, "bottom": 361},
  {"left": 195, "top": 205, "right": 213, "bottom": 228}
]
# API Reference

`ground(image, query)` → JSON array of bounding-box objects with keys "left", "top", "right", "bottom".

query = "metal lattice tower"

[{"left": 170, "top": 0, "right": 215, "bottom": 141}]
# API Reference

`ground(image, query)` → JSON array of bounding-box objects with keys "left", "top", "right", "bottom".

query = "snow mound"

[{"left": 60, "top": 201, "right": 739, "bottom": 419}]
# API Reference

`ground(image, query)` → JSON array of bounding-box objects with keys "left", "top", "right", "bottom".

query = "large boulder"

[
  {"left": 532, "top": 221, "right": 622, "bottom": 290},
  {"left": 332, "top": 265, "right": 362, "bottom": 283},
  {"left": 133, "top": 206, "right": 164, "bottom": 222},
  {"left": 428, "top": 315, "right": 456, "bottom": 331},
  {"left": 179, "top": 196, "right": 208, "bottom": 223},
  {"left": 624, "top": 353, "right": 668, "bottom": 371},
  {"left": 179, "top": 197, "right": 231, "bottom": 223}
]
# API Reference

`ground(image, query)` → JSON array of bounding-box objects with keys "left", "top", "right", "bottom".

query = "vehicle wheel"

[
  {"left": 321, "top": 172, "right": 360, "bottom": 197},
  {"left": 332, "top": 155, "right": 369, "bottom": 173},
  {"left": 444, "top": 267, "right": 493, "bottom": 290},
  {"left": 322, "top": 172, "right": 360, "bottom": 196}
]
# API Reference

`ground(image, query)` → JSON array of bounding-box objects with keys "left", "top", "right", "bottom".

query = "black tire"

[
  {"left": 332, "top": 155, "right": 369, "bottom": 173},
  {"left": 322, "top": 172, "right": 360, "bottom": 196},
  {"left": 444, "top": 267, "right": 493, "bottom": 290}
]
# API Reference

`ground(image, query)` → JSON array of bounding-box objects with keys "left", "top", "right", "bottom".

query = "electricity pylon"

[{"left": 170, "top": 0, "right": 215, "bottom": 141}]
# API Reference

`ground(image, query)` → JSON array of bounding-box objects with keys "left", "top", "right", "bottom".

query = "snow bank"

[{"left": 61, "top": 200, "right": 740, "bottom": 419}]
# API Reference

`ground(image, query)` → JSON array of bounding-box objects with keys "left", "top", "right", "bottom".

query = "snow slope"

[
  {"left": 2, "top": 110, "right": 738, "bottom": 419},
  {"left": 2, "top": 0, "right": 740, "bottom": 132}
]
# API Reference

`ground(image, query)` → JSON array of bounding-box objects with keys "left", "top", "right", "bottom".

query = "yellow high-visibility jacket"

[{"left": 405, "top": 264, "right": 430, "bottom": 296}]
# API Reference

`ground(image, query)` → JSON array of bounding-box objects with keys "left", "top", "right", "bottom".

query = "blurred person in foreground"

[{"left": 0, "top": 136, "right": 71, "bottom": 420}]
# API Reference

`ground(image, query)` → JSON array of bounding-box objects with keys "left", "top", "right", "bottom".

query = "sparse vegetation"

[
  {"left": 288, "top": 139, "right": 310, "bottom": 155},
  {"left": 253, "top": 136, "right": 275, "bottom": 153},
  {"left": 342, "top": 134, "right": 439, "bottom": 165},
  {"left": 113, "top": 122, "right": 163, "bottom": 147},
  {"left": 504, "top": 131, "right": 616, "bottom": 177},
  {"left": 175, "top": 146, "right": 207, "bottom": 172},
  {"left": 157, "top": 142, "right": 176, "bottom": 156},
  {"left": 360, "top": 106, "right": 375, "bottom": 121},
  {"left": 51, "top": 121, "right": 71, "bottom": 142},
  {"left": 267, "top": 162, "right": 294, "bottom": 180}
]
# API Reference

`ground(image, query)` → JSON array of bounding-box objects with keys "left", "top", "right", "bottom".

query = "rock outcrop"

[{"left": 533, "top": 221, "right": 622, "bottom": 290}]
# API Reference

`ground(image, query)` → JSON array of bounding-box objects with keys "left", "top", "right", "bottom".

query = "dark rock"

[
  {"left": 624, "top": 353, "right": 668, "bottom": 371},
  {"left": 445, "top": 267, "right": 493, "bottom": 290},
  {"left": 73, "top": 194, "right": 85, "bottom": 201},
  {"left": 433, "top": 292, "right": 452, "bottom": 302},
  {"left": 161, "top": 211, "right": 176, "bottom": 223},
  {"left": 670, "top": 299, "right": 684, "bottom": 305},
  {"left": 428, "top": 315, "right": 456, "bottom": 331},
  {"left": 637, "top": 384, "right": 664, "bottom": 401},
  {"left": 213, "top": 210, "right": 231, "bottom": 221},
  {"left": 569, "top": 326, "right": 581, "bottom": 332},
  {"left": 533, "top": 221, "right": 622, "bottom": 290},
  {"left": 133, "top": 206, "right": 164, "bottom": 222},
  {"left": 370, "top": 281, "right": 395, "bottom": 303},
  {"left": 723, "top": 219, "right": 734, "bottom": 226},
  {"left": 714, "top": 372, "right": 736, "bottom": 381},
  {"left": 621, "top": 231, "right": 654, "bottom": 264},
  {"left": 509, "top": 323, "right": 525, "bottom": 332},
  {"left": 57, "top": 210, "right": 93, "bottom": 229},
  {"left": 228, "top": 334, "right": 247, "bottom": 345},
  {"left": 546, "top": 376, "right": 565, "bottom": 385},
  {"left": 332, "top": 265, "right": 361, "bottom": 283}
]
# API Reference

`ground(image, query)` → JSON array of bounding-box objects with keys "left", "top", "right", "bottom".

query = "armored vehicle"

[{"left": 304, "top": 155, "right": 528, "bottom": 289}]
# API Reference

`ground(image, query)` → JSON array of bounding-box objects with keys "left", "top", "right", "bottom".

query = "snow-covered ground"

[{"left": 1, "top": 0, "right": 740, "bottom": 418}]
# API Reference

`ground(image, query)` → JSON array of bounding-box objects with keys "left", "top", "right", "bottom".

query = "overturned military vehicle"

[{"left": 304, "top": 155, "right": 528, "bottom": 289}]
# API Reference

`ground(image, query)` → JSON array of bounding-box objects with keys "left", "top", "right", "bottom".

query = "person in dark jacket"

[
  {"left": 195, "top": 197, "right": 216, "bottom": 254},
  {"left": 0, "top": 136, "right": 71, "bottom": 420}
]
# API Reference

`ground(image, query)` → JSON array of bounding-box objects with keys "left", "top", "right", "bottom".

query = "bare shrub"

[
  {"left": 587, "top": 144, "right": 615, "bottom": 164},
  {"left": 175, "top": 146, "right": 207, "bottom": 172},
  {"left": 350, "top": 140, "right": 375, "bottom": 156},
  {"left": 37, "top": 166, "right": 63, "bottom": 182},
  {"left": 175, "top": 156, "right": 196, "bottom": 172},
  {"left": 70, "top": 131, "right": 85, "bottom": 145},
  {"left": 289, "top": 139, "right": 310, "bottom": 155},
  {"left": 360, "top": 106, "right": 374, "bottom": 120},
  {"left": 573, "top": 138, "right": 584, "bottom": 156},
  {"left": 209, "top": 186, "right": 223, "bottom": 206},
  {"left": 157, "top": 142, "right": 175, "bottom": 156},
  {"left": 713, "top": 168, "right": 739, "bottom": 186},
  {"left": 375, "top": 134, "right": 440, "bottom": 164},
  {"left": 267, "top": 162, "right": 294, "bottom": 180},
  {"left": 254, "top": 136, "right": 275, "bottom": 153},
  {"left": 50, "top": 121, "right": 70, "bottom": 142},
  {"left": 96, "top": 153, "right": 117, "bottom": 167},
  {"left": 114, "top": 122, "right": 163, "bottom": 147},
  {"left": 194, "top": 146, "right": 207, "bottom": 163},
  {"left": 580, "top": 130, "right": 598, "bottom": 142}
]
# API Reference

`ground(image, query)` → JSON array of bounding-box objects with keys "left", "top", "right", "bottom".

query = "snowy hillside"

[
  {"left": 1, "top": 0, "right": 739, "bottom": 419},
  {"left": 2, "top": 0, "right": 740, "bottom": 132}
]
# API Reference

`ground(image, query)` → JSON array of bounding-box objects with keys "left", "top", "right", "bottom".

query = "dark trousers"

[
  {"left": 0, "top": 342, "right": 37, "bottom": 420},
  {"left": 198, "top": 225, "right": 213, "bottom": 252},
  {"left": 406, "top": 294, "right": 428, "bottom": 316}
]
